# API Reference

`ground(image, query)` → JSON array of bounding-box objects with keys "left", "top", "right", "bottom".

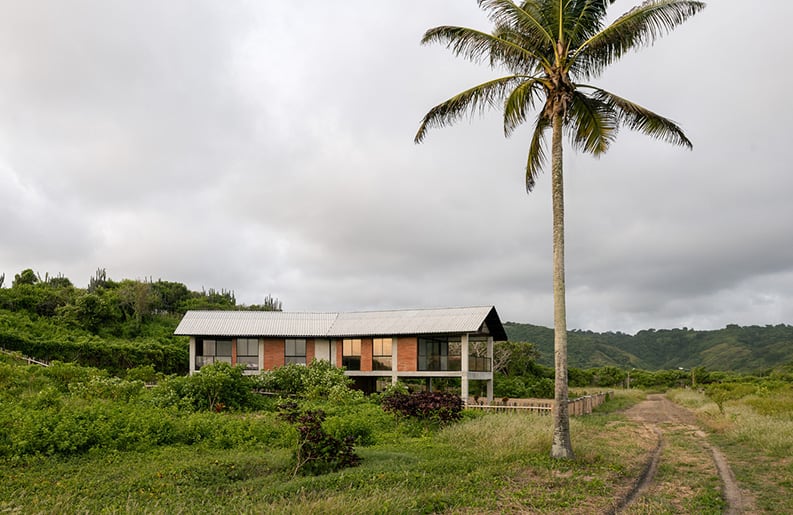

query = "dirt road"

[{"left": 614, "top": 394, "right": 749, "bottom": 514}]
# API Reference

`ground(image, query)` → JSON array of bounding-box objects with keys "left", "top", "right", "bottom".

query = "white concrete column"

[
  {"left": 189, "top": 336, "right": 196, "bottom": 375},
  {"left": 487, "top": 336, "right": 494, "bottom": 403},
  {"left": 461, "top": 334, "right": 469, "bottom": 404},
  {"left": 391, "top": 337, "right": 398, "bottom": 384},
  {"left": 258, "top": 338, "right": 264, "bottom": 372}
]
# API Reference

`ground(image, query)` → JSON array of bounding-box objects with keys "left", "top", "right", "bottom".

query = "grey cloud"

[{"left": 1, "top": 0, "right": 791, "bottom": 334}]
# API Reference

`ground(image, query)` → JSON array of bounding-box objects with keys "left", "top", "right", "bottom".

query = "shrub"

[
  {"left": 257, "top": 360, "right": 357, "bottom": 401},
  {"left": 322, "top": 413, "right": 375, "bottom": 447},
  {"left": 278, "top": 402, "right": 360, "bottom": 476},
  {"left": 380, "top": 390, "right": 463, "bottom": 425},
  {"left": 152, "top": 362, "right": 259, "bottom": 412}
]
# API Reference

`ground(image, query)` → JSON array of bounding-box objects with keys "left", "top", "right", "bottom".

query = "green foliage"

[
  {"left": 257, "top": 359, "right": 360, "bottom": 402},
  {"left": 380, "top": 390, "right": 463, "bottom": 425},
  {"left": 125, "top": 364, "right": 160, "bottom": 383},
  {"left": 0, "top": 360, "right": 292, "bottom": 458},
  {"left": 505, "top": 322, "right": 793, "bottom": 373},
  {"left": 153, "top": 362, "right": 260, "bottom": 412},
  {"left": 497, "top": 340, "right": 542, "bottom": 376},
  {"left": 0, "top": 268, "right": 282, "bottom": 375},
  {"left": 494, "top": 374, "right": 553, "bottom": 399},
  {"left": 13, "top": 268, "right": 39, "bottom": 286},
  {"left": 277, "top": 402, "right": 360, "bottom": 476}
]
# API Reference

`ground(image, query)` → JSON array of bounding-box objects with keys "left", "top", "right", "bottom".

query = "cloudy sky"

[{"left": 1, "top": 1, "right": 791, "bottom": 334}]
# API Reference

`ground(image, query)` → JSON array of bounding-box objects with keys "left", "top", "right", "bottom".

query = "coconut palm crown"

[{"left": 415, "top": 0, "right": 705, "bottom": 459}]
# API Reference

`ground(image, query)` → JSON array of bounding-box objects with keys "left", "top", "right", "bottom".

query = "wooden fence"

[
  {"left": 466, "top": 391, "right": 612, "bottom": 416},
  {"left": 0, "top": 347, "right": 50, "bottom": 367}
]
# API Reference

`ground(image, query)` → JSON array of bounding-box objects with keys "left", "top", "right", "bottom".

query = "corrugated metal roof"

[
  {"left": 328, "top": 306, "right": 496, "bottom": 336},
  {"left": 174, "top": 306, "right": 507, "bottom": 340},
  {"left": 174, "top": 310, "right": 337, "bottom": 337}
]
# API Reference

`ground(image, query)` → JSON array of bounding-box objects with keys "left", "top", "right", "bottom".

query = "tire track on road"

[{"left": 613, "top": 394, "right": 747, "bottom": 514}]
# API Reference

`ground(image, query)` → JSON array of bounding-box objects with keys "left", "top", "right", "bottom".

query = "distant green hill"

[{"left": 504, "top": 322, "right": 793, "bottom": 373}]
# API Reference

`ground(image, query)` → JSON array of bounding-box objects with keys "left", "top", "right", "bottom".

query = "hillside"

[
  {"left": 0, "top": 268, "right": 281, "bottom": 375},
  {"left": 504, "top": 322, "right": 793, "bottom": 373}
]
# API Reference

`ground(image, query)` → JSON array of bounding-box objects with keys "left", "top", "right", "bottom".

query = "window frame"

[
  {"left": 418, "top": 336, "right": 461, "bottom": 371},
  {"left": 236, "top": 337, "right": 260, "bottom": 371},
  {"left": 195, "top": 337, "right": 233, "bottom": 369},
  {"left": 372, "top": 337, "right": 392, "bottom": 371},
  {"left": 285, "top": 338, "right": 307, "bottom": 365},
  {"left": 342, "top": 338, "right": 362, "bottom": 370}
]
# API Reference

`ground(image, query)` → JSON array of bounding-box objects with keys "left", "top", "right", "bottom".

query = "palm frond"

[
  {"left": 565, "top": 91, "right": 618, "bottom": 155},
  {"left": 567, "top": 0, "right": 616, "bottom": 47},
  {"left": 503, "top": 78, "right": 545, "bottom": 136},
  {"left": 589, "top": 87, "right": 693, "bottom": 148},
  {"left": 478, "top": 0, "right": 555, "bottom": 52},
  {"left": 526, "top": 113, "right": 551, "bottom": 192},
  {"left": 572, "top": 0, "right": 706, "bottom": 78},
  {"left": 421, "top": 25, "right": 540, "bottom": 70},
  {"left": 492, "top": 24, "right": 552, "bottom": 73},
  {"left": 415, "top": 76, "right": 525, "bottom": 143}
]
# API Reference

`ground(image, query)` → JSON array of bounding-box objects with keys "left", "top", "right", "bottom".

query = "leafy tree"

[
  {"left": 415, "top": 0, "right": 704, "bottom": 458},
  {"left": 150, "top": 280, "right": 191, "bottom": 314},
  {"left": 245, "top": 294, "right": 283, "bottom": 312},
  {"left": 12, "top": 269, "right": 39, "bottom": 287}
]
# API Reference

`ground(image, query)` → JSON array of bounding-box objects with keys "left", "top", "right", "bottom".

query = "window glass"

[
  {"left": 418, "top": 336, "right": 461, "bottom": 371},
  {"left": 216, "top": 340, "right": 232, "bottom": 356},
  {"left": 195, "top": 338, "right": 233, "bottom": 368},
  {"left": 342, "top": 338, "right": 361, "bottom": 370},
  {"left": 285, "top": 338, "right": 307, "bottom": 365},
  {"left": 237, "top": 338, "right": 259, "bottom": 370},
  {"left": 373, "top": 338, "right": 392, "bottom": 371}
]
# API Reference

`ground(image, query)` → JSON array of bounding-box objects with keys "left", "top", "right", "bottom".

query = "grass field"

[
  {"left": 668, "top": 386, "right": 793, "bottom": 513},
  {"left": 1, "top": 391, "right": 652, "bottom": 514},
  {"left": 3, "top": 366, "right": 793, "bottom": 514}
]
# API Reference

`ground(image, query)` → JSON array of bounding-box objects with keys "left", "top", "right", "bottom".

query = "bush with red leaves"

[{"left": 380, "top": 390, "right": 463, "bottom": 424}]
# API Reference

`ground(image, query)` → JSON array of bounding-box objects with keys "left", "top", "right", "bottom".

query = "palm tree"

[{"left": 415, "top": 0, "right": 705, "bottom": 459}]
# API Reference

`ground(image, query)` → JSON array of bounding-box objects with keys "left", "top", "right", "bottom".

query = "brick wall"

[
  {"left": 360, "top": 338, "right": 373, "bottom": 371},
  {"left": 263, "top": 338, "right": 285, "bottom": 369},
  {"left": 397, "top": 336, "right": 417, "bottom": 371},
  {"left": 306, "top": 339, "right": 315, "bottom": 364}
]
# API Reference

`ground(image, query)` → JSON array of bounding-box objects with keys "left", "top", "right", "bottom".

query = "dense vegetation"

[
  {"left": 505, "top": 321, "right": 793, "bottom": 373},
  {"left": 3, "top": 351, "right": 792, "bottom": 512},
  {"left": 0, "top": 268, "right": 280, "bottom": 375}
]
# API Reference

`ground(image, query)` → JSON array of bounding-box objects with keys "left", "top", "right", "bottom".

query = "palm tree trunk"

[{"left": 550, "top": 111, "right": 574, "bottom": 460}]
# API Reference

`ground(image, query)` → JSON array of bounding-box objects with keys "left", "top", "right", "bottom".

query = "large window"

[
  {"left": 285, "top": 339, "right": 307, "bottom": 365},
  {"left": 373, "top": 338, "right": 392, "bottom": 371},
  {"left": 237, "top": 338, "right": 260, "bottom": 371},
  {"left": 468, "top": 336, "right": 491, "bottom": 372},
  {"left": 418, "top": 336, "right": 461, "bottom": 371},
  {"left": 195, "top": 338, "right": 232, "bottom": 369},
  {"left": 342, "top": 338, "right": 361, "bottom": 370}
]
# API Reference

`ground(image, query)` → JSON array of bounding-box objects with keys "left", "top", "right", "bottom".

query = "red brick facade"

[
  {"left": 397, "top": 336, "right": 417, "bottom": 371},
  {"left": 263, "top": 338, "right": 285, "bottom": 369},
  {"left": 360, "top": 338, "right": 373, "bottom": 371},
  {"left": 306, "top": 339, "right": 315, "bottom": 364}
]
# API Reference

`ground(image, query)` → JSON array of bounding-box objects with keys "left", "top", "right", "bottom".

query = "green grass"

[
  {"left": 6, "top": 383, "right": 793, "bottom": 513},
  {"left": 667, "top": 387, "right": 793, "bottom": 513},
  {"left": 0, "top": 399, "right": 654, "bottom": 514}
]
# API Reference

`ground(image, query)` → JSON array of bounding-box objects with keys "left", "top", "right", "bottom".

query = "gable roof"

[{"left": 174, "top": 306, "right": 507, "bottom": 340}]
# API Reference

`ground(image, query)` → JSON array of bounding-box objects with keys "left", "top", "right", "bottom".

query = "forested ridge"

[
  {"left": 505, "top": 321, "right": 793, "bottom": 373},
  {"left": 0, "top": 268, "right": 281, "bottom": 375}
]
